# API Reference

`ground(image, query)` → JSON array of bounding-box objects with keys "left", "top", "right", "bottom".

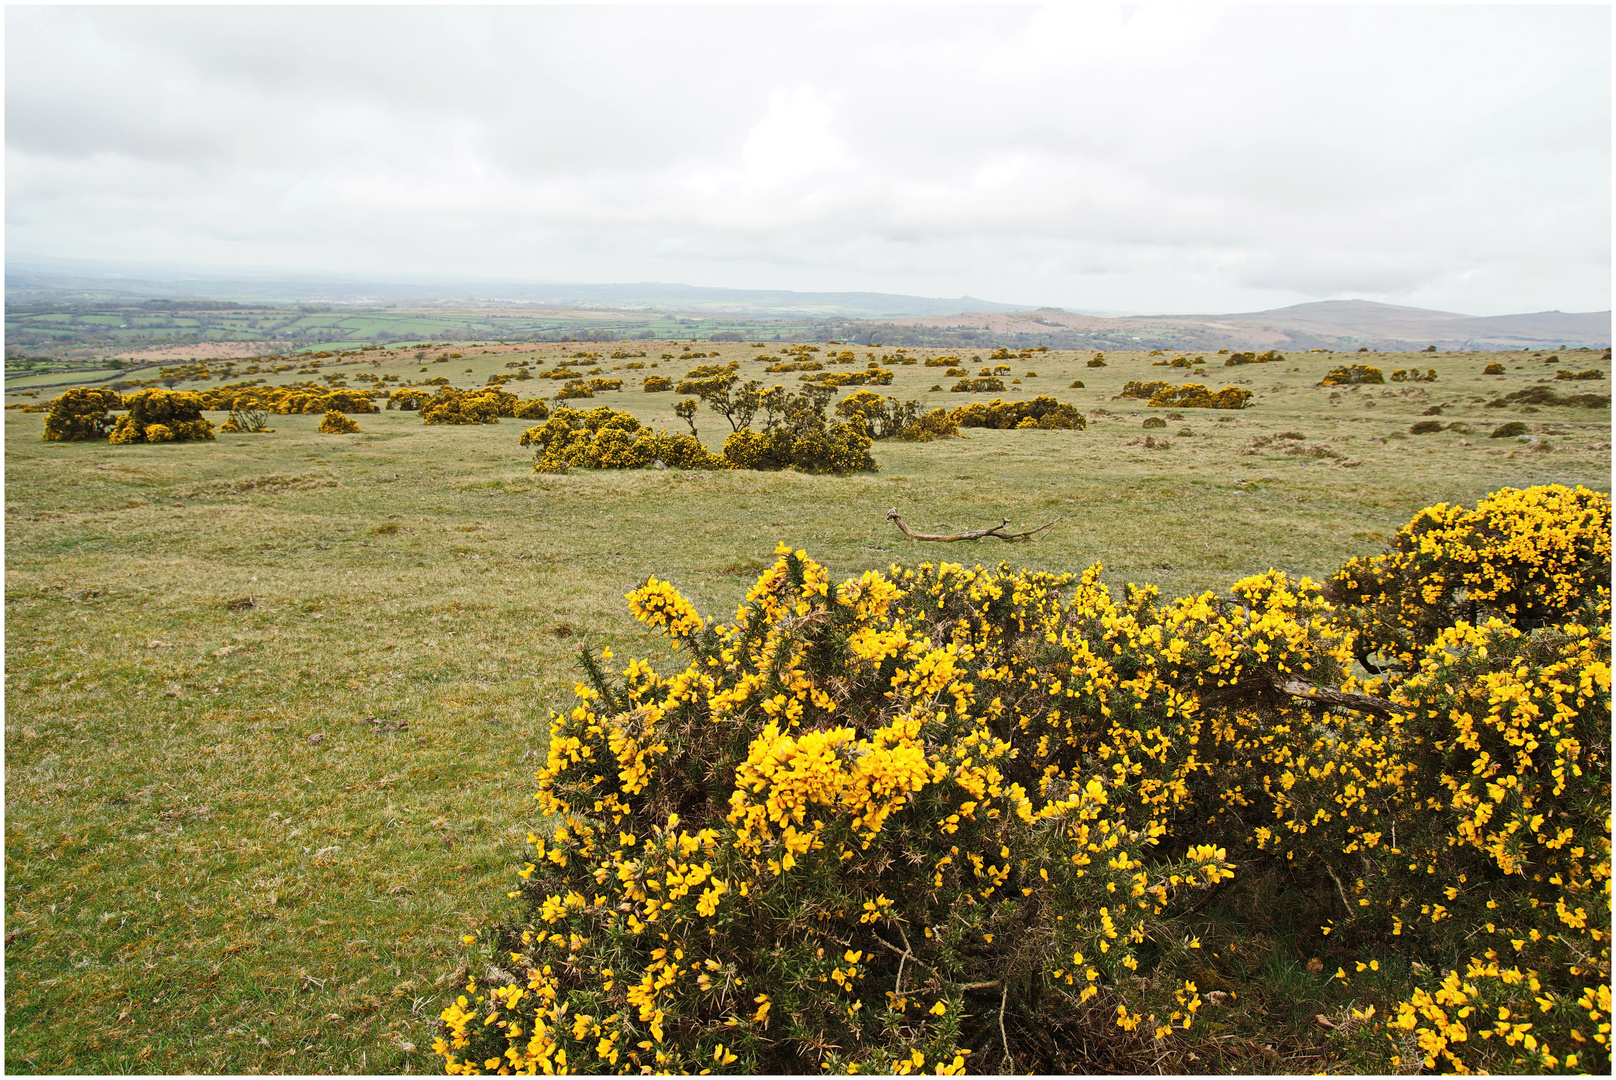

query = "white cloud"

[{"left": 5, "top": 5, "right": 1608, "bottom": 314}]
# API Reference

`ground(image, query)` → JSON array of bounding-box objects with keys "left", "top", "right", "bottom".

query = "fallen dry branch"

[
  {"left": 1268, "top": 672, "right": 1407, "bottom": 719},
  {"left": 885, "top": 507, "right": 1061, "bottom": 543}
]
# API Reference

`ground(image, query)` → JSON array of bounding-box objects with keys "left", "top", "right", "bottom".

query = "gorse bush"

[
  {"left": 219, "top": 408, "right": 273, "bottom": 433},
  {"left": 1119, "top": 381, "right": 1170, "bottom": 400},
  {"left": 1484, "top": 363, "right": 1508, "bottom": 375},
  {"left": 949, "top": 396, "right": 1085, "bottom": 431},
  {"left": 1222, "top": 350, "right": 1282, "bottom": 367},
  {"left": 834, "top": 390, "right": 960, "bottom": 442},
  {"left": 718, "top": 387, "right": 874, "bottom": 475},
  {"left": 204, "top": 384, "right": 380, "bottom": 414},
  {"left": 438, "top": 486, "right": 1610, "bottom": 1076},
  {"left": 108, "top": 389, "right": 216, "bottom": 444},
  {"left": 421, "top": 387, "right": 523, "bottom": 425},
  {"left": 1145, "top": 384, "right": 1252, "bottom": 410},
  {"left": 42, "top": 386, "right": 122, "bottom": 441},
  {"left": 1321, "top": 365, "right": 1386, "bottom": 386},
  {"left": 318, "top": 410, "right": 361, "bottom": 434},
  {"left": 521, "top": 407, "right": 725, "bottom": 473}
]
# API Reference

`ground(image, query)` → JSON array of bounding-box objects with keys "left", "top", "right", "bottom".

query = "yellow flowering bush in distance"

[
  {"left": 107, "top": 389, "right": 216, "bottom": 444},
  {"left": 520, "top": 406, "right": 725, "bottom": 473},
  {"left": 438, "top": 486, "right": 1609, "bottom": 1075}
]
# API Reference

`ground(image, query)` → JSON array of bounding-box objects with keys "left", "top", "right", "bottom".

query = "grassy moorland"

[{"left": 4, "top": 341, "right": 1608, "bottom": 1073}]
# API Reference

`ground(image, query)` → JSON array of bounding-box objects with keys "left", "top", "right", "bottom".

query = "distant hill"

[
  {"left": 882, "top": 299, "right": 1611, "bottom": 351},
  {"left": 7, "top": 258, "right": 1607, "bottom": 352},
  {"left": 4, "top": 260, "right": 1027, "bottom": 320}
]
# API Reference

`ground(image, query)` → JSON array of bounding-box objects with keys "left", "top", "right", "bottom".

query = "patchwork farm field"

[{"left": 5, "top": 342, "right": 1610, "bottom": 1073}]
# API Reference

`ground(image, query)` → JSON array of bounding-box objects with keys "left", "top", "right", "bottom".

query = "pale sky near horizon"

[{"left": 6, "top": 5, "right": 1610, "bottom": 316}]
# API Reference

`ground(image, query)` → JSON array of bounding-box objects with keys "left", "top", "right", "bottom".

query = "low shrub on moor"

[{"left": 438, "top": 486, "right": 1610, "bottom": 1076}]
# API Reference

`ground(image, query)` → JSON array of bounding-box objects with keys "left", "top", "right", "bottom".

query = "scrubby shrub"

[
  {"left": 950, "top": 396, "right": 1084, "bottom": 431},
  {"left": 1489, "top": 386, "right": 1611, "bottom": 409},
  {"left": 1489, "top": 421, "right": 1530, "bottom": 439},
  {"left": 949, "top": 377, "right": 1005, "bottom": 393},
  {"left": 1388, "top": 368, "right": 1437, "bottom": 383},
  {"left": 1320, "top": 365, "right": 1385, "bottom": 386},
  {"left": 835, "top": 390, "right": 959, "bottom": 442},
  {"left": 643, "top": 376, "right": 674, "bottom": 392},
  {"left": 319, "top": 410, "right": 360, "bottom": 434},
  {"left": 1556, "top": 369, "right": 1604, "bottom": 381},
  {"left": 1119, "top": 381, "right": 1169, "bottom": 400},
  {"left": 1146, "top": 384, "right": 1252, "bottom": 410},
  {"left": 1483, "top": 362, "right": 1507, "bottom": 375},
  {"left": 513, "top": 399, "right": 551, "bottom": 421},
  {"left": 801, "top": 370, "right": 893, "bottom": 390},
  {"left": 388, "top": 387, "right": 435, "bottom": 411},
  {"left": 1222, "top": 350, "right": 1281, "bottom": 367},
  {"left": 521, "top": 407, "right": 725, "bottom": 473},
  {"left": 107, "top": 389, "right": 215, "bottom": 444},
  {"left": 924, "top": 356, "right": 960, "bottom": 368},
  {"left": 439, "top": 486, "right": 1611, "bottom": 1076},
  {"left": 719, "top": 388, "right": 875, "bottom": 475},
  {"left": 421, "top": 387, "right": 521, "bottom": 424},
  {"left": 1142, "top": 416, "right": 1167, "bottom": 429},
  {"left": 945, "top": 368, "right": 968, "bottom": 378},
  {"left": 209, "top": 384, "right": 379, "bottom": 414},
  {"left": 1086, "top": 356, "right": 1107, "bottom": 368},
  {"left": 1068, "top": 380, "right": 1085, "bottom": 389},
  {"left": 220, "top": 404, "right": 273, "bottom": 433},
  {"left": 42, "top": 386, "right": 121, "bottom": 441},
  {"left": 1408, "top": 420, "right": 1445, "bottom": 434}
]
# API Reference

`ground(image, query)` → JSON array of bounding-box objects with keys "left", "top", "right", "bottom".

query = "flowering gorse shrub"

[
  {"left": 203, "top": 384, "right": 379, "bottom": 414},
  {"left": 319, "top": 409, "right": 361, "bottom": 434},
  {"left": 439, "top": 486, "right": 1609, "bottom": 1075},
  {"left": 949, "top": 397, "right": 1084, "bottom": 431},
  {"left": 107, "top": 389, "right": 216, "bottom": 444},
  {"left": 834, "top": 391, "right": 960, "bottom": 442},
  {"left": 1321, "top": 365, "right": 1386, "bottom": 386},
  {"left": 1119, "top": 381, "right": 1170, "bottom": 400},
  {"left": 1145, "top": 384, "right": 1252, "bottom": 410},
  {"left": 42, "top": 386, "right": 121, "bottom": 441},
  {"left": 520, "top": 407, "right": 724, "bottom": 473},
  {"left": 421, "top": 387, "right": 523, "bottom": 425}
]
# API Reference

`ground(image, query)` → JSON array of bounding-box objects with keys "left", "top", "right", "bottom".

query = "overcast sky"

[{"left": 7, "top": 5, "right": 1610, "bottom": 315}]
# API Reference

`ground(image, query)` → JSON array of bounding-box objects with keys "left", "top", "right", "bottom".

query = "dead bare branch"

[{"left": 886, "top": 508, "right": 1060, "bottom": 543}]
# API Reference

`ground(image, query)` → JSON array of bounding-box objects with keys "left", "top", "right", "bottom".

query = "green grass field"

[{"left": 5, "top": 343, "right": 1608, "bottom": 1073}]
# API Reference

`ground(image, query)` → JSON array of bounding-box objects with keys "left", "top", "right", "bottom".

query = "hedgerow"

[
  {"left": 108, "top": 389, "right": 216, "bottom": 444},
  {"left": 438, "top": 485, "right": 1610, "bottom": 1076}
]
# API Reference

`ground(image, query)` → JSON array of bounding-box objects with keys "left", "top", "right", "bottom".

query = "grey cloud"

[{"left": 6, "top": 5, "right": 1609, "bottom": 315}]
